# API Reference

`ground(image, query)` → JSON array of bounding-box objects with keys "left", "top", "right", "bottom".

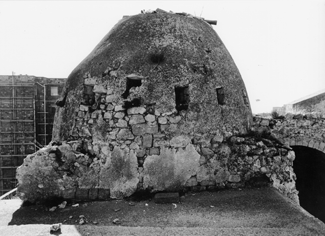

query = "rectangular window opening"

[
  {"left": 216, "top": 86, "right": 225, "bottom": 105},
  {"left": 175, "top": 86, "right": 189, "bottom": 112},
  {"left": 122, "top": 78, "right": 142, "bottom": 99},
  {"left": 50, "top": 86, "right": 59, "bottom": 96},
  {"left": 82, "top": 85, "right": 95, "bottom": 105},
  {"left": 242, "top": 89, "right": 250, "bottom": 107}
]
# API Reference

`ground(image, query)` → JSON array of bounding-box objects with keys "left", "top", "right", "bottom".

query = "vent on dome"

[
  {"left": 242, "top": 89, "right": 249, "bottom": 107},
  {"left": 149, "top": 52, "right": 165, "bottom": 64},
  {"left": 175, "top": 86, "right": 189, "bottom": 111},
  {"left": 81, "top": 85, "right": 95, "bottom": 106},
  {"left": 216, "top": 86, "right": 225, "bottom": 105}
]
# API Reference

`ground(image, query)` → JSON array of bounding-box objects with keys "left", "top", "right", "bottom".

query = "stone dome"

[
  {"left": 53, "top": 11, "right": 252, "bottom": 142},
  {"left": 47, "top": 11, "right": 254, "bottom": 198}
]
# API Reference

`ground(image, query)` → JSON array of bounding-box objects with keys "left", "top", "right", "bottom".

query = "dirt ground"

[{"left": 1, "top": 187, "right": 325, "bottom": 236}]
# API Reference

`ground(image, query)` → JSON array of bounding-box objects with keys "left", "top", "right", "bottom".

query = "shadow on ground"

[
  {"left": 4, "top": 188, "right": 316, "bottom": 227},
  {"left": 2, "top": 187, "right": 325, "bottom": 236}
]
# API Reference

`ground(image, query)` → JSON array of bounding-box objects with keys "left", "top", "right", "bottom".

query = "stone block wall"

[
  {"left": 252, "top": 113, "right": 325, "bottom": 153},
  {"left": 16, "top": 109, "right": 299, "bottom": 203}
]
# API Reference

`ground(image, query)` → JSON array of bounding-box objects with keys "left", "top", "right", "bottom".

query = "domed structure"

[
  {"left": 18, "top": 11, "right": 256, "bottom": 201},
  {"left": 53, "top": 11, "right": 252, "bottom": 142}
]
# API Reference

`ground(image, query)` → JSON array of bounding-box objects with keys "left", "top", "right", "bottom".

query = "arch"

[
  {"left": 282, "top": 138, "right": 325, "bottom": 155},
  {"left": 291, "top": 145, "right": 325, "bottom": 223}
]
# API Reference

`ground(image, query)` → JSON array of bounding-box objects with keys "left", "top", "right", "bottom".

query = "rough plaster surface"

[
  {"left": 16, "top": 145, "right": 76, "bottom": 203},
  {"left": 99, "top": 147, "right": 139, "bottom": 199},
  {"left": 53, "top": 11, "right": 252, "bottom": 141},
  {"left": 143, "top": 144, "right": 200, "bottom": 191}
]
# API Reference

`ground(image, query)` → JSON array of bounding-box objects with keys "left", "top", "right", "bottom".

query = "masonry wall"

[
  {"left": 16, "top": 12, "right": 299, "bottom": 203},
  {"left": 53, "top": 12, "right": 253, "bottom": 143},
  {"left": 252, "top": 113, "right": 325, "bottom": 152},
  {"left": 16, "top": 111, "right": 298, "bottom": 203}
]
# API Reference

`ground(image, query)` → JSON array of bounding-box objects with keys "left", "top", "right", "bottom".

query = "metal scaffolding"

[
  {"left": 0, "top": 75, "right": 65, "bottom": 195},
  {"left": 0, "top": 76, "right": 36, "bottom": 195}
]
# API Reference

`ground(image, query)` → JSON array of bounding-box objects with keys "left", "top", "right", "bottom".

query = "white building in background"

[{"left": 274, "top": 89, "right": 325, "bottom": 115}]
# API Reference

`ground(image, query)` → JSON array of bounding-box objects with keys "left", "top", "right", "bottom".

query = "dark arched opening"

[{"left": 292, "top": 145, "right": 325, "bottom": 223}]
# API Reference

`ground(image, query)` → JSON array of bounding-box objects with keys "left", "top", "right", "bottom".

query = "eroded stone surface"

[
  {"left": 99, "top": 147, "right": 139, "bottom": 198},
  {"left": 170, "top": 135, "right": 191, "bottom": 148},
  {"left": 16, "top": 126, "right": 300, "bottom": 203},
  {"left": 142, "top": 144, "right": 200, "bottom": 191},
  {"left": 17, "top": 144, "right": 77, "bottom": 203}
]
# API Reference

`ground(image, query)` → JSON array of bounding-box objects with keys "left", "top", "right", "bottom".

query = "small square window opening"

[{"left": 50, "top": 86, "right": 59, "bottom": 96}]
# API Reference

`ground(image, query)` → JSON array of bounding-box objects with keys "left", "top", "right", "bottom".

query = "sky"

[{"left": 0, "top": 0, "right": 324, "bottom": 114}]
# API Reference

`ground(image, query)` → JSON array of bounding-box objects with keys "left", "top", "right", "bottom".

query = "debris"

[
  {"left": 58, "top": 201, "right": 67, "bottom": 209},
  {"left": 172, "top": 203, "right": 177, "bottom": 208},
  {"left": 49, "top": 206, "right": 57, "bottom": 212},
  {"left": 155, "top": 8, "right": 168, "bottom": 14},
  {"left": 128, "top": 202, "right": 135, "bottom": 206},
  {"left": 113, "top": 218, "right": 121, "bottom": 225},
  {"left": 72, "top": 203, "right": 79, "bottom": 207},
  {"left": 92, "top": 221, "right": 99, "bottom": 225},
  {"left": 114, "top": 208, "right": 121, "bottom": 212},
  {"left": 79, "top": 215, "right": 86, "bottom": 225},
  {"left": 145, "top": 203, "right": 149, "bottom": 206},
  {"left": 210, "top": 205, "right": 215, "bottom": 208},
  {"left": 50, "top": 223, "right": 62, "bottom": 232},
  {"left": 79, "top": 218, "right": 86, "bottom": 225},
  {"left": 69, "top": 216, "right": 73, "bottom": 219},
  {"left": 176, "top": 12, "right": 188, "bottom": 16}
]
